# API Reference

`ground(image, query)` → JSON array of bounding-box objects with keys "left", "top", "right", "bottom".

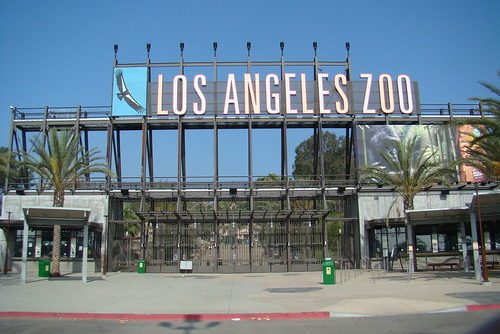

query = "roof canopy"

[
  {"left": 406, "top": 193, "right": 500, "bottom": 226},
  {"left": 22, "top": 207, "right": 91, "bottom": 227}
]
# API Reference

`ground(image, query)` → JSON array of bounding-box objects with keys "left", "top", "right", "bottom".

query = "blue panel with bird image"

[{"left": 112, "top": 67, "right": 147, "bottom": 116}]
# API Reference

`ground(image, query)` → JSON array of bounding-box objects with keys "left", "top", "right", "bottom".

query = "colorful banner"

[
  {"left": 356, "top": 125, "right": 458, "bottom": 173},
  {"left": 112, "top": 67, "right": 148, "bottom": 116},
  {"left": 456, "top": 125, "right": 486, "bottom": 182}
]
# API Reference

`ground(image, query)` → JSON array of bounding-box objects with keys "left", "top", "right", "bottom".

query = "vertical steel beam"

[
  {"left": 345, "top": 127, "right": 351, "bottom": 177},
  {"left": 213, "top": 44, "right": 219, "bottom": 211},
  {"left": 105, "top": 117, "right": 114, "bottom": 189},
  {"left": 113, "top": 130, "right": 122, "bottom": 183},
  {"left": 318, "top": 118, "right": 325, "bottom": 187},
  {"left": 147, "top": 128, "right": 154, "bottom": 184},
  {"left": 5, "top": 107, "right": 18, "bottom": 192},
  {"left": 279, "top": 43, "right": 290, "bottom": 211},
  {"left": 247, "top": 45, "right": 254, "bottom": 212},
  {"left": 177, "top": 118, "right": 183, "bottom": 211},
  {"left": 248, "top": 117, "right": 254, "bottom": 210},
  {"left": 140, "top": 218, "right": 146, "bottom": 260},
  {"left": 351, "top": 121, "right": 359, "bottom": 184},
  {"left": 345, "top": 42, "right": 351, "bottom": 81},
  {"left": 323, "top": 217, "right": 328, "bottom": 259},
  {"left": 42, "top": 106, "right": 49, "bottom": 146},
  {"left": 83, "top": 125, "right": 90, "bottom": 181},
  {"left": 286, "top": 213, "right": 291, "bottom": 272},
  {"left": 141, "top": 117, "right": 147, "bottom": 190},
  {"left": 38, "top": 106, "right": 50, "bottom": 191},
  {"left": 313, "top": 53, "right": 320, "bottom": 183},
  {"left": 21, "top": 130, "right": 28, "bottom": 189}
]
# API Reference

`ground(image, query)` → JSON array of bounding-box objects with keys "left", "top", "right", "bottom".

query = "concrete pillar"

[
  {"left": 82, "top": 223, "right": 88, "bottom": 283},
  {"left": 407, "top": 224, "right": 414, "bottom": 275},
  {"left": 469, "top": 211, "right": 481, "bottom": 281},
  {"left": 460, "top": 221, "right": 469, "bottom": 272},
  {"left": 21, "top": 220, "right": 29, "bottom": 283},
  {"left": 431, "top": 226, "right": 438, "bottom": 253}
]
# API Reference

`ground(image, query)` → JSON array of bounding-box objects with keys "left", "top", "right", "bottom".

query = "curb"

[
  {"left": 1, "top": 305, "right": 499, "bottom": 321},
  {"left": 0, "top": 311, "right": 330, "bottom": 322},
  {"left": 466, "top": 304, "right": 500, "bottom": 312}
]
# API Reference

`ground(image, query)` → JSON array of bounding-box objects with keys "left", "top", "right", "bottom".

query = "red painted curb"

[
  {"left": 466, "top": 304, "right": 500, "bottom": 312},
  {"left": 0, "top": 311, "right": 330, "bottom": 321}
]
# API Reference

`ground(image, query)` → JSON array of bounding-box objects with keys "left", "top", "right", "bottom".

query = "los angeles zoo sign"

[{"left": 112, "top": 68, "right": 417, "bottom": 117}]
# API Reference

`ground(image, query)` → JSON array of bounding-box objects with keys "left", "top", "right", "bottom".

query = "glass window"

[
  {"left": 15, "top": 229, "right": 36, "bottom": 257},
  {"left": 41, "top": 230, "right": 53, "bottom": 257},
  {"left": 416, "top": 235, "right": 432, "bottom": 252},
  {"left": 369, "top": 226, "right": 407, "bottom": 258},
  {"left": 396, "top": 227, "right": 407, "bottom": 253},
  {"left": 14, "top": 228, "right": 99, "bottom": 259}
]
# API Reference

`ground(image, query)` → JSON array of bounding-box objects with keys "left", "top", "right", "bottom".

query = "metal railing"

[
  {"left": 10, "top": 103, "right": 491, "bottom": 120},
  {"left": 6, "top": 174, "right": 357, "bottom": 193}
]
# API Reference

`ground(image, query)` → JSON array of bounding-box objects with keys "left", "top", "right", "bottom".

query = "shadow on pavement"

[
  {"left": 446, "top": 291, "right": 500, "bottom": 305},
  {"left": 159, "top": 319, "right": 221, "bottom": 332}
]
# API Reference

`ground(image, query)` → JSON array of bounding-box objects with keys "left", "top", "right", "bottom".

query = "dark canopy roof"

[{"left": 22, "top": 207, "right": 91, "bottom": 227}]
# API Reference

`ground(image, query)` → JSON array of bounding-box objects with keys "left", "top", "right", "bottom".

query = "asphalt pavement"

[{"left": 1, "top": 268, "right": 500, "bottom": 319}]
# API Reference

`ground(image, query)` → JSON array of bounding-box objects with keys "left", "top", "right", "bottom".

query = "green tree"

[
  {"left": 292, "top": 131, "right": 347, "bottom": 178},
  {"left": 0, "top": 147, "right": 31, "bottom": 193},
  {"left": 360, "top": 135, "right": 456, "bottom": 271},
  {"left": 123, "top": 203, "right": 141, "bottom": 237},
  {"left": 22, "top": 128, "right": 109, "bottom": 276}
]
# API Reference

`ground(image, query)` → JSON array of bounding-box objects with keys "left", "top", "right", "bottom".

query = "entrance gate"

[{"left": 112, "top": 217, "right": 327, "bottom": 273}]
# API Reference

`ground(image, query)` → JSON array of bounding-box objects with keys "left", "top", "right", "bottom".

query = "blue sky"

[{"left": 0, "top": 0, "right": 498, "bottom": 178}]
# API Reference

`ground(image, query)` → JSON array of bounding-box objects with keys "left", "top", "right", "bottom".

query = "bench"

[
  {"left": 428, "top": 262, "right": 459, "bottom": 270},
  {"left": 486, "top": 261, "right": 500, "bottom": 269}
]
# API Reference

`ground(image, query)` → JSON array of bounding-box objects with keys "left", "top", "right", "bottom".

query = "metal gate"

[
  {"left": 289, "top": 221, "right": 323, "bottom": 271},
  {"left": 217, "top": 222, "right": 250, "bottom": 272},
  {"left": 112, "top": 236, "right": 141, "bottom": 271},
  {"left": 112, "top": 219, "right": 326, "bottom": 273}
]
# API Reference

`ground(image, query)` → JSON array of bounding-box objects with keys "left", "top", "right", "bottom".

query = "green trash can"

[
  {"left": 39, "top": 260, "right": 51, "bottom": 277},
  {"left": 322, "top": 257, "right": 335, "bottom": 285},
  {"left": 137, "top": 260, "right": 146, "bottom": 274}
]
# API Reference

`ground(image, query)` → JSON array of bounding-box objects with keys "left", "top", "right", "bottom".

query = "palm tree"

[
  {"left": 22, "top": 128, "right": 108, "bottom": 276},
  {"left": 360, "top": 135, "right": 456, "bottom": 272},
  {"left": 455, "top": 80, "right": 500, "bottom": 180}
]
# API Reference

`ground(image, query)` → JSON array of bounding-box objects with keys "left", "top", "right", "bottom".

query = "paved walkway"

[{"left": 1, "top": 269, "right": 500, "bottom": 319}]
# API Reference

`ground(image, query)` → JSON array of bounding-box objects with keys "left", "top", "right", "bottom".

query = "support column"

[
  {"left": 82, "top": 223, "right": 89, "bottom": 283},
  {"left": 105, "top": 118, "right": 114, "bottom": 189},
  {"left": 102, "top": 214, "right": 109, "bottom": 276},
  {"left": 177, "top": 119, "right": 183, "bottom": 211},
  {"left": 4, "top": 107, "right": 16, "bottom": 193},
  {"left": 21, "top": 220, "right": 29, "bottom": 284},
  {"left": 460, "top": 221, "right": 469, "bottom": 272},
  {"left": 213, "top": 118, "right": 219, "bottom": 210},
  {"left": 113, "top": 130, "right": 122, "bottom": 183},
  {"left": 281, "top": 120, "right": 290, "bottom": 210},
  {"left": 470, "top": 211, "right": 481, "bottom": 281},
  {"left": 286, "top": 217, "right": 290, "bottom": 272},
  {"left": 141, "top": 117, "right": 147, "bottom": 190},
  {"left": 406, "top": 223, "right": 415, "bottom": 275}
]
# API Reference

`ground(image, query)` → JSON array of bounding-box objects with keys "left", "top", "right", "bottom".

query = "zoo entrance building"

[{"left": 1, "top": 44, "right": 499, "bottom": 280}]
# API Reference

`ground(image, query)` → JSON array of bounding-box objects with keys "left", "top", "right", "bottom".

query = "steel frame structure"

[{"left": 3, "top": 43, "right": 493, "bottom": 272}]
